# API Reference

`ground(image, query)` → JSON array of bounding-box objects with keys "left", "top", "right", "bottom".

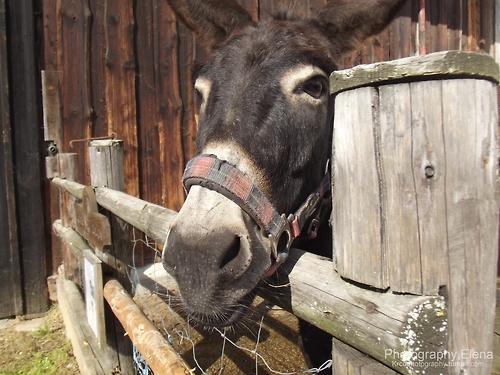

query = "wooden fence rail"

[
  {"left": 52, "top": 171, "right": 446, "bottom": 374},
  {"left": 49, "top": 51, "right": 499, "bottom": 374},
  {"left": 103, "top": 279, "right": 193, "bottom": 375}
]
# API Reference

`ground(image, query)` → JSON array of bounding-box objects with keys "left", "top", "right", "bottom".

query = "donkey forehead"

[{"left": 199, "top": 20, "right": 336, "bottom": 81}]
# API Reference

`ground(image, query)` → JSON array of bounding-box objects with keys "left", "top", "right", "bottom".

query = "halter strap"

[{"left": 182, "top": 154, "right": 330, "bottom": 267}]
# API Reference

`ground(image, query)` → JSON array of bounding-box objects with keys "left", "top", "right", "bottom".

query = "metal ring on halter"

[{"left": 268, "top": 214, "right": 295, "bottom": 265}]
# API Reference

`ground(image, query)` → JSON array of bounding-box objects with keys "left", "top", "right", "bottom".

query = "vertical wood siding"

[{"left": 39, "top": 0, "right": 495, "bottom": 212}]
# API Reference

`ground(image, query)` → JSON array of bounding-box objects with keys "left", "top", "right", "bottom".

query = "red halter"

[{"left": 182, "top": 154, "right": 330, "bottom": 272}]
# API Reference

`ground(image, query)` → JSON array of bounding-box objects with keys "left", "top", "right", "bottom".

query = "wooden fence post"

[
  {"left": 57, "top": 153, "right": 80, "bottom": 284},
  {"left": 330, "top": 51, "right": 499, "bottom": 374},
  {"left": 88, "top": 140, "right": 129, "bottom": 285},
  {"left": 88, "top": 139, "right": 134, "bottom": 374}
]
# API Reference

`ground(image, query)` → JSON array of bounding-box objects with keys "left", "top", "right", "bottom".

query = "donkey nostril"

[{"left": 220, "top": 236, "right": 241, "bottom": 269}]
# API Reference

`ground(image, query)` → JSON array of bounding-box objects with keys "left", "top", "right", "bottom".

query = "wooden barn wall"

[{"left": 38, "top": 0, "right": 495, "bottom": 213}]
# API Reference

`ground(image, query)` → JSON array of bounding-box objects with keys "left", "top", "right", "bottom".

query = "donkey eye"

[
  {"left": 194, "top": 87, "right": 204, "bottom": 102},
  {"left": 194, "top": 77, "right": 212, "bottom": 113},
  {"left": 299, "top": 76, "right": 328, "bottom": 99}
]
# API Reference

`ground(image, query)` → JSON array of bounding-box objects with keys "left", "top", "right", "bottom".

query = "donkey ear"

[
  {"left": 310, "top": 0, "right": 407, "bottom": 56},
  {"left": 166, "top": 0, "right": 253, "bottom": 50}
]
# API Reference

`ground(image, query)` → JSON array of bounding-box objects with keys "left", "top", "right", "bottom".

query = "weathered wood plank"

[
  {"left": 8, "top": 0, "right": 48, "bottom": 315},
  {"left": 88, "top": 0, "right": 108, "bottom": 139},
  {"left": 408, "top": 80, "right": 448, "bottom": 295},
  {"left": 135, "top": 0, "right": 186, "bottom": 210},
  {"left": 135, "top": 0, "right": 166, "bottom": 207},
  {"left": 42, "top": 69, "right": 64, "bottom": 274},
  {"left": 57, "top": 153, "right": 80, "bottom": 284},
  {"left": 178, "top": 21, "right": 198, "bottom": 167},
  {"left": 332, "top": 338, "right": 398, "bottom": 375},
  {"left": 57, "top": 274, "right": 104, "bottom": 375},
  {"left": 159, "top": 4, "right": 186, "bottom": 211},
  {"left": 41, "top": 0, "right": 62, "bottom": 72},
  {"left": 41, "top": 71, "right": 63, "bottom": 150},
  {"left": 378, "top": 83, "right": 422, "bottom": 294},
  {"left": 331, "top": 87, "right": 386, "bottom": 289},
  {"left": 57, "top": 271, "right": 121, "bottom": 375},
  {"left": 74, "top": 186, "right": 112, "bottom": 251},
  {"left": 88, "top": 140, "right": 124, "bottom": 191},
  {"left": 0, "top": 0, "right": 22, "bottom": 318},
  {"left": 442, "top": 79, "right": 498, "bottom": 375},
  {"left": 53, "top": 219, "right": 88, "bottom": 259},
  {"left": 330, "top": 51, "right": 500, "bottom": 95},
  {"left": 103, "top": 0, "right": 139, "bottom": 198},
  {"left": 95, "top": 187, "right": 177, "bottom": 244},
  {"left": 60, "top": 0, "right": 92, "bottom": 182}
]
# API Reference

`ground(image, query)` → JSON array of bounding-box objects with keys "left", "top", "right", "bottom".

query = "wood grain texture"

[
  {"left": 331, "top": 63, "right": 499, "bottom": 374},
  {"left": 332, "top": 87, "right": 386, "bottom": 289},
  {"left": 331, "top": 51, "right": 500, "bottom": 95},
  {"left": 103, "top": 279, "right": 193, "bottom": 375},
  {"left": 441, "top": 79, "right": 498, "bottom": 374},
  {"left": 332, "top": 338, "right": 398, "bottom": 375},
  {"left": 0, "top": 0, "right": 22, "bottom": 317}
]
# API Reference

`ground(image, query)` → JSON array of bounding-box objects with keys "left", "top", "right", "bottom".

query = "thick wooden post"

[
  {"left": 88, "top": 140, "right": 128, "bottom": 284},
  {"left": 331, "top": 51, "right": 499, "bottom": 374},
  {"left": 88, "top": 139, "right": 133, "bottom": 374}
]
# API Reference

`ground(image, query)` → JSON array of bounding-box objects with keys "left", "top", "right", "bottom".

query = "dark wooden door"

[{"left": 0, "top": 0, "right": 23, "bottom": 318}]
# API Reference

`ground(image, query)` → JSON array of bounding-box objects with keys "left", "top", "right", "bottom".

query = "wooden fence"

[
  {"left": 0, "top": 0, "right": 498, "bottom": 320},
  {"left": 49, "top": 49, "right": 499, "bottom": 374}
]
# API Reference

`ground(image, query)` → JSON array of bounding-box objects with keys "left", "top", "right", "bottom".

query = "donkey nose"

[{"left": 164, "top": 224, "right": 253, "bottom": 281}]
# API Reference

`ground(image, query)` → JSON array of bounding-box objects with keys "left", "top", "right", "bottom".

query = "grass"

[{"left": 0, "top": 305, "right": 79, "bottom": 375}]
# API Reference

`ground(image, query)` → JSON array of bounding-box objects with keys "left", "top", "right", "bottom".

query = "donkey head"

[{"left": 163, "top": 0, "right": 405, "bottom": 327}]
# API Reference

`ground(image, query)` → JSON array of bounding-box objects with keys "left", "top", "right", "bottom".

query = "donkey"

[{"left": 162, "top": 0, "right": 406, "bottom": 371}]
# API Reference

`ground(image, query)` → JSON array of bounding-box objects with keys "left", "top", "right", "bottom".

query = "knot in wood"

[
  {"left": 424, "top": 165, "right": 435, "bottom": 178},
  {"left": 365, "top": 302, "right": 376, "bottom": 313}
]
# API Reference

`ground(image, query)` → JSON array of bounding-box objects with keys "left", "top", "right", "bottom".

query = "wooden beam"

[
  {"left": 94, "top": 187, "right": 177, "bottom": 244},
  {"left": 41, "top": 70, "right": 63, "bottom": 150},
  {"left": 103, "top": 279, "right": 193, "bottom": 375},
  {"left": 51, "top": 177, "right": 84, "bottom": 200},
  {"left": 330, "top": 51, "right": 500, "bottom": 95},
  {"left": 52, "top": 219, "right": 89, "bottom": 259},
  {"left": 50, "top": 177, "right": 176, "bottom": 244}
]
